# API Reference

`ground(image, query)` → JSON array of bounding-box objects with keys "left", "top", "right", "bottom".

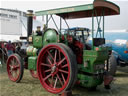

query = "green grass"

[{"left": 0, "top": 65, "right": 128, "bottom": 96}]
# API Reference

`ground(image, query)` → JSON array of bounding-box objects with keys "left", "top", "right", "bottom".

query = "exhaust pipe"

[{"left": 27, "top": 10, "right": 33, "bottom": 39}]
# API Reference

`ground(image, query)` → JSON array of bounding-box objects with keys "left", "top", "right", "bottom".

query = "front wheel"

[
  {"left": 37, "top": 43, "right": 77, "bottom": 94},
  {"left": 7, "top": 54, "right": 24, "bottom": 83}
]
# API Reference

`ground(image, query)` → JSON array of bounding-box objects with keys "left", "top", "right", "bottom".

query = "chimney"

[{"left": 27, "top": 10, "right": 33, "bottom": 39}]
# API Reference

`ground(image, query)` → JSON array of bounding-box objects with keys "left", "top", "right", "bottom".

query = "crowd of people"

[
  {"left": 0, "top": 41, "right": 22, "bottom": 65},
  {"left": 0, "top": 41, "right": 15, "bottom": 57}
]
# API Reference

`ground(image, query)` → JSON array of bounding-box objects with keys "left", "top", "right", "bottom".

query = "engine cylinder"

[{"left": 26, "top": 46, "right": 37, "bottom": 56}]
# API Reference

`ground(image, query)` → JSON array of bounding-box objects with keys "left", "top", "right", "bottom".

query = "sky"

[{"left": 0, "top": 0, "right": 128, "bottom": 31}]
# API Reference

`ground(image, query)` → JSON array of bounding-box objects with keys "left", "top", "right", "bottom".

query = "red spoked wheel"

[
  {"left": 7, "top": 54, "right": 24, "bottom": 83},
  {"left": 30, "top": 70, "right": 38, "bottom": 78},
  {"left": 37, "top": 43, "right": 77, "bottom": 94}
]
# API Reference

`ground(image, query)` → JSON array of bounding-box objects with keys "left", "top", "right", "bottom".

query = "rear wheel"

[
  {"left": 7, "top": 54, "right": 24, "bottom": 83},
  {"left": 37, "top": 43, "right": 77, "bottom": 94},
  {"left": 107, "top": 55, "right": 117, "bottom": 76}
]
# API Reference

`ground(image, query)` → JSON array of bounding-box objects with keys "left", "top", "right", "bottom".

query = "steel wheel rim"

[
  {"left": 37, "top": 45, "right": 71, "bottom": 94},
  {"left": 7, "top": 55, "right": 20, "bottom": 82}
]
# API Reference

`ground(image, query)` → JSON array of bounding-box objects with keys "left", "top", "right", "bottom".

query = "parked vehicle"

[
  {"left": 105, "top": 32, "right": 128, "bottom": 75},
  {"left": 6, "top": 0, "right": 120, "bottom": 95}
]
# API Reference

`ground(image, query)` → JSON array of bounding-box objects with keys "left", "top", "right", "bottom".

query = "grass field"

[{"left": 0, "top": 64, "right": 128, "bottom": 96}]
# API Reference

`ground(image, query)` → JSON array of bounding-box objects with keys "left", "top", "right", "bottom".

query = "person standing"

[
  {"left": 6, "top": 41, "right": 14, "bottom": 57},
  {"left": 36, "top": 26, "right": 42, "bottom": 36}
]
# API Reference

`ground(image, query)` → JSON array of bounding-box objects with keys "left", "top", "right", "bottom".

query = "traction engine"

[{"left": 6, "top": 0, "right": 120, "bottom": 95}]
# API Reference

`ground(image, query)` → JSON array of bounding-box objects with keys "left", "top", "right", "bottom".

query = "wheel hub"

[
  {"left": 10, "top": 65, "right": 16, "bottom": 70},
  {"left": 51, "top": 64, "right": 57, "bottom": 73}
]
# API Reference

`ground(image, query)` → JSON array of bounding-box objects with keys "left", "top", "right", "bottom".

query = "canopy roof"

[{"left": 35, "top": 0, "right": 120, "bottom": 19}]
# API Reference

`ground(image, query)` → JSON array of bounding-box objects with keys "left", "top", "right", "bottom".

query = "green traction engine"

[{"left": 6, "top": 0, "right": 120, "bottom": 94}]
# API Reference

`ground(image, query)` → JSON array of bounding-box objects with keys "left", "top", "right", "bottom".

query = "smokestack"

[{"left": 27, "top": 10, "right": 33, "bottom": 39}]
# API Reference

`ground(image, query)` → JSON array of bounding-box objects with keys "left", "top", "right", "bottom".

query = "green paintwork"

[
  {"left": 77, "top": 74, "right": 103, "bottom": 87},
  {"left": 35, "top": 4, "right": 93, "bottom": 16},
  {"left": 26, "top": 46, "right": 38, "bottom": 56},
  {"left": 28, "top": 56, "right": 37, "bottom": 71},
  {"left": 26, "top": 0, "right": 120, "bottom": 90},
  {"left": 27, "top": 32, "right": 110, "bottom": 88},
  {"left": 77, "top": 47, "right": 109, "bottom": 87},
  {"left": 33, "top": 35, "right": 43, "bottom": 48},
  {"left": 42, "top": 29, "right": 58, "bottom": 46}
]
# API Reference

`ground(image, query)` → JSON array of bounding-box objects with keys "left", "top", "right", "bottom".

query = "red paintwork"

[
  {"left": 95, "top": 47, "right": 99, "bottom": 51},
  {"left": 7, "top": 55, "right": 20, "bottom": 82},
  {"left": 124, "top": 51, "right": 128, "bottom": 53},
  {"left": 73, "top": 40, "right": 83, "bottom": 64},
  {"left": 67, "top": 35, "right": 73, "bottom": 43},
  {"left": 61, "top": 35, "right": 65, "bottom": 41},
  {"left": 104, "top": 75, "right": 113, "bottom": 86},
  {"left": 37, "top": 44, "right": 71, "bottom": 94},
  {"left": 30, "top": 70, "right": 38, "bottom": 78}
]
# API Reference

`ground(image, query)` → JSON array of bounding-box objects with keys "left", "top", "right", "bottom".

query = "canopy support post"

[
  {"left": 64, "top": 19, "right": 70, "bottom": 35},
  {"left": 51, "top": 15, "right": 59, "bottom": 32},
  {"left": 82, "top": 30, "right": 85, "bottom": 49},
  {"left": 103, "top": 8, "right": 105, "bottom": 38},
  {"left": 46, "top": 15, "right": 48, "bottom": 28},
  {"left": 95, "top": 16, "right": 102, "bottom": 38},
  {"left": 60, "top": 17, "right": 62, "bottom": 35},
  {"left": 95, "top": 10, "right": 102, "bottom": 38},
  {"left": 47, "top": 15, "right": 52, "bottom": 23},
  {"left": 92, "top": 10, "right": 94, "bottom": 50}
]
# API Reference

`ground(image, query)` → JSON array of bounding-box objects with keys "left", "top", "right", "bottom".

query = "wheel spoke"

[
  {"left": 61, "top": 64, "right": 68, "bottom": 68},
  {"left": 41, "top": 63, "right": 51, "bottom": 67},
  {"left": 51, "top": 75, "right": 54, "bottom": 87},
  {"left": 44, "top": 73, "right": 52, "bottom": 81},
  {"left": 9, "top": 65, "right": 12, "bottom": 68},
  {"left": 14, "top": 59, "right": 17, "bottom": 65},
  {"left": 12, "top": 71, "right": 15, "bottom": 77},
  {"left": 12, "top": 58, "right": 15, "bottom": 65},
  {"left": 61, "top": 73, "right": 66, "bottom": 83},
  {"left": 54, "top": 50, "right": 57, "bottom": 63},
  {"left": 15, "top": 65, "right": 20, "bottom": 69},
  {"left": 47, "top": 58, "right": 52, "bottom": 65},
  {"left": 11, "top": 65, "right": 20, "bottom": 70},
  {"left": 14, "top": 70, "right": 18, "bottom": 77},
  {"left": 9, "top": 70, "right": 13, "bottom": 74},
  {"left": 54, "top": 77, "right": 58, "bottom": 88},
  {"left": 58, "top": 58, "right": 66, "bottom": 66},
  {"left": 57, "top": 74, "right": 63, "bottom": 86},
  {"left": 45, "top": 69, "right": 51, "bottom": 73},
  {"left": 47, "top": 51, "right": 54, "bottom": 61},
  {"left": 59, "top": 69, "right": 68, "bottom": 74},
  {"left": 58, "top": 50, "right": 61, "bottom": 61},
  {"left": 11, "top": 59, "right": 14, "bottom": 65}
]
